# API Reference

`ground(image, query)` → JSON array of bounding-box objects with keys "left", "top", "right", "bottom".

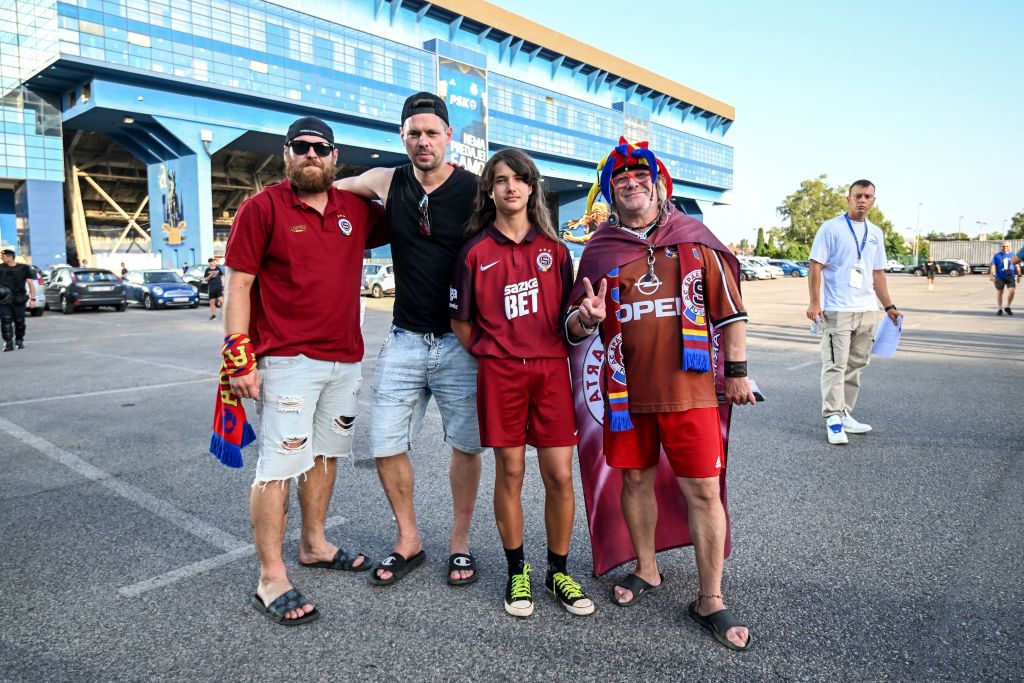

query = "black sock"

[
  {"left": 547, "top": 549, "right": 568, "bottom": 576},
  {"left": 504, "top": 545, "right": 525, "bottom": 575}
]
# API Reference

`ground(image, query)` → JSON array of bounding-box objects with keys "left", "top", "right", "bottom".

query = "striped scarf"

[
  {"left": 209, "top": 333, "right": 257, "bottom": 468},
  {"left": 600, "top": 244, "right": 711, "bottom": 433}
]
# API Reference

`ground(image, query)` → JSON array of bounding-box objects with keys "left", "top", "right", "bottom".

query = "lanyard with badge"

[{"left": 845, "top": 213, "right": 868, "bottom": 288}]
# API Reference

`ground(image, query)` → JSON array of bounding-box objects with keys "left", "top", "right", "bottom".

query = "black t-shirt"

[
  {"left": 386, "top": 165, "right": 477, "bottom": 334},
  {"left": 205, "top": 266, "right": 224, "bottom": 290},
  {"left": 0, "top": 263, "right": 31, "bottom": 303}
]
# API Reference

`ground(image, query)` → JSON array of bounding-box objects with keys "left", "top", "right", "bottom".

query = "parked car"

[
  {"left": 737, "top": 256, "right": 773, "bottom": 280},
  {"left": 44, "top": 268, "right": 127, "bottom": 314},
  {"left": 739, "top": 264, "right": 759, "bottom": 281},
  {"left": 906, "top": 260, "right": 969, "bottom": 277},
  {"left": 123, "top": 269, "right": 199, "bottom": 309},
  {"left": 768, "top": 259, "right": 808, "bottom": 277},
  {"left": 182, "top": 264, "right": 225, "bottom": 301},
  {"left": 885, "top": 260, "right": 905, "bottom": 272},
  {"left": 361, "top": 263, "right": 395, "bottom": 298},
  {"left": 749, "top": 256, "right": 784, "bottom": 278},
  {"left": 795, "top": 260, "right": 811, "bottom": 268},
  {"left": 29, "top": 265, "right": 46, "bottom": 316}
]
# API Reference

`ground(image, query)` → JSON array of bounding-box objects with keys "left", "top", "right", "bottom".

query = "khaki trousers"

[{"left": 820, "top": 310, "right": 879, "bottom": 418}]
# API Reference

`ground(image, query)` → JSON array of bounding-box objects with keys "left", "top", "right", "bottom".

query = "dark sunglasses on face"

[
  {"left": 417, "top": 193, "right": 431, "bottom": 237},
  {"left": 286, "top": 140, "right": 335, "bottom": 157}
]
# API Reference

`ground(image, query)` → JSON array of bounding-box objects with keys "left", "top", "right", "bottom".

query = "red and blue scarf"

[{"left": 209, "top": 333, "right": 257, "bottom": 468}]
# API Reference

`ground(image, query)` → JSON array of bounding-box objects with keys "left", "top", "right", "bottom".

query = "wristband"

[
  {"left": 724, "top": 360, "right": 747, "bottom": 378},
  {"left": 884, "top": 305, "right": 897, "bottom": 312},
  {"left": 575, "top": 310, "right": 598, "bottom": 335}
]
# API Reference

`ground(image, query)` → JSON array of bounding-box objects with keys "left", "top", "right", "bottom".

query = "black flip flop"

[
  {"left": 447, "top": 552, "right": 479, "bottom": 586},
  {"left": 250, "top": 588, "right": 320, "bottom": 626},
  {"left": 368, "top": 549, "right": 426, "bottom": 586},
  {"left": 299, "top": 547, "right": 371, "bottom": 572},
  {"left": 688, "top": 600, "right": 752, "bottom": 651},
  {"left": 610, "top": 572, "right": 663, "bottom": 607}
]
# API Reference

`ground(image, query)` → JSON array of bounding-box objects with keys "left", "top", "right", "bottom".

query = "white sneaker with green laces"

[
  {"left": 826, "top": 415, "right": 848, "bottom": 445},
  {"left": 546, "top": 571, "right": 595, "bottom": 616},
  {"left": 842, "top": 412, "right": 872, "bottom": 434},
  {"left": 504, "top": 563, "right": 534, "bottom": 617}
]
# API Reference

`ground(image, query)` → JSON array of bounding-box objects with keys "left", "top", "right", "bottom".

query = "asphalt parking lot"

[{"left": 1, "top": 273, "right": 1022, "bottom": 682}]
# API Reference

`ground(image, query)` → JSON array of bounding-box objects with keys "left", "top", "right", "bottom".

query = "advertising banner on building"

[{"left": 437, "top": 56, "right": 487, "bottom": 174}]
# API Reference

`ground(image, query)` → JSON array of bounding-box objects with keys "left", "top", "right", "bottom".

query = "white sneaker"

[
  {"left": 842, "top": 413, "right": 872, "bottom": 434},
  {"left": 826, "top": 415, "right": 848, "bottom": 445}
]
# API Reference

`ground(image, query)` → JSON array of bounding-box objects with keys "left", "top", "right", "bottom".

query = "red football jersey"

[
  {"left": 450, "top": 225, "right": 572, "bottom": 359},
  {"left": 224, "top": 180, "right": 386, "bottom": 362}
]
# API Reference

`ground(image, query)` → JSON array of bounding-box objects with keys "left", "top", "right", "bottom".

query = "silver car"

[{"left": 361, "top": 263, "right": 395, "bottom": 298}]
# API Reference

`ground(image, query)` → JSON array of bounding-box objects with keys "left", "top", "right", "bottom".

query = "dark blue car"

[{"left": 123, "top": 269, "right": 199, "bottom": 310}]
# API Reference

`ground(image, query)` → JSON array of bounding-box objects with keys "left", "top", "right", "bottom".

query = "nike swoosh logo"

[{"left": 480, "top": 261, "right": 499, "bottom": 271}]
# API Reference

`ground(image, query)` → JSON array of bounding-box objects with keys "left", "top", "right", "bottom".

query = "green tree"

[
  {"left": 754, "top": 227, "right": 766, "bottom": 255},
  {"left": 776, "top": 174, "right": 847, "bottom": 245},
  {"left": 985, "top": 231, "right": 1005, "bottom": 240},
  {"left": 738, "top": 237, "right": 750, "bottom": 251},
  {"left": 1006, "top": 210, "right": 1024, "bottom": 239},
  {"left": 926, "top": 231, "right": 970, "bottom": 240}
]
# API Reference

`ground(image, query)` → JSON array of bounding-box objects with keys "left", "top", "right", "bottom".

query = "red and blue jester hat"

[{"left": 585, "top": 136, "right": 674, "bottom": 215}]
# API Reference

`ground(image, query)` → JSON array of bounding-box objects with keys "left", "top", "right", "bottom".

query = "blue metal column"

[
  {"left": 13, "top": 181, "right": 67, "bottom": 268},
  {"left": 0, "top": 190, "right": 16, "bottom": 252}
]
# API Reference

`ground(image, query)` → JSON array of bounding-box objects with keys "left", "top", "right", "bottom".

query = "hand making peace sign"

[{"left": 578, "top": 277, "right": 608, "bottom": 327}]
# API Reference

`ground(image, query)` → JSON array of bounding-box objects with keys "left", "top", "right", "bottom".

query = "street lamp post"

[
  {"left": 976, "top": 220, "right": 988, "bottom": 240},
  {"left": 958, "top": 215, "right": 964, "bottom": 232},
  {"left": 913, "top": 202, "right": 923, "bottom": 263}
]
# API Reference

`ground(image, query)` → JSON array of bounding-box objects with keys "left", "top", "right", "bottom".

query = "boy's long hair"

[{"left": 467, "top": 148, "right": 557, "bottom": 240}]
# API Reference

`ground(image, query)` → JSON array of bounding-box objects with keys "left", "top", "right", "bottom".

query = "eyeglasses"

[
  {"left": 610, "top": 169, "right": 652, "bottom": 189},
  {"left": 286, "top": 140, "right": 334, "bottom": 157},
  {"left": 418, "top": 193, "right": 431, "bottom": 237}
]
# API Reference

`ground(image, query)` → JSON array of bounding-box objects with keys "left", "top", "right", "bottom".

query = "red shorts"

[
  {"left": 603, "top": 407, "right": 724, "bottom": 478},
  {"left": 477, "top": 357, "right": 578, "bottom": 448}
]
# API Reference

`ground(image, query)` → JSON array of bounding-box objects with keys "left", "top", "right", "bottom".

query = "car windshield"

[
  {"left": 144, "top": 271, "right": 185, "bottom": 284},
  {"left": 76, "top": 271, "right": 118, "bottom": 282},
  {"left": 363, "top": 265, "right": 379, "bottom": 275}
]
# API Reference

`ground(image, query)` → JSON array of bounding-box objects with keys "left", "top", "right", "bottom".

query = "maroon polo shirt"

[
  {"left": 224, "top": 180, "right": 386, "bottom": 362},
  {"left": 450, "top": 225, "right": 572, "bottom": 359}
]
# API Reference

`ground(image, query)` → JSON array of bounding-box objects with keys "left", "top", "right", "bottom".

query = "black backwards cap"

[
  {"left": 285, "top": 116, "right": 334, "bottom": 145},
  {"left": 0, "top": 248, "right": 14, "bottom": 256},
  {"left": 401, "top": 92, "right": 449, "bottom": 126}
]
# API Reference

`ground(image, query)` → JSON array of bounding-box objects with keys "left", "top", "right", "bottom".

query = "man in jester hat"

[{"left": 565, "top": 137, "right": 755, "bottom": 651}]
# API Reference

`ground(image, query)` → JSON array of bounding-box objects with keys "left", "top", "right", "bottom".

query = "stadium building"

[{"left": 1, "top": 0, "right": 735, "bottom": 268}]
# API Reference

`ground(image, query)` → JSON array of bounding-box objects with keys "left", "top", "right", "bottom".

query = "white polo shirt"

[{"left": 809, "top": 213, "right": 887, "bottom": 312}]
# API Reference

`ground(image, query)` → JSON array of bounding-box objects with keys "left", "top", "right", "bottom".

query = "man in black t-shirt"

[
  {"left": 0, "top": 248, "right": 37, "bottom": 351},
  {"left": 335, "top": 92, "right": 485, "bottom": 588},
  {"left": 203, "top": 256, "right": 225, "bottom": 319}
]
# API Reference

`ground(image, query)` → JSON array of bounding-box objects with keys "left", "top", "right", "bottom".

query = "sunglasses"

[
  {"left": 286, "top": 140, "right": 335, "bottom": 157},
  {"left": 610, "top": 168, "right": 652, "bottom": 189},
  {"left": 418, "top": 193, "right": 431, "bottom": 237}
]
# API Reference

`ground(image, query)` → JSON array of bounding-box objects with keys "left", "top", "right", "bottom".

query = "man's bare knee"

[{"left": 331, "top": 415, "right": 355, "bottom": 436}]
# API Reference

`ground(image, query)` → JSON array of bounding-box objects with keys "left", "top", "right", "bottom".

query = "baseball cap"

[
  {"left": 401, "top": 92, "right": 449, "bottom": 127},
  {"left": 0, "top": 248, "right": 14, "bottom": 256},
  {"left": 285, "top": 116, "right": 334, "bottom": 145}
]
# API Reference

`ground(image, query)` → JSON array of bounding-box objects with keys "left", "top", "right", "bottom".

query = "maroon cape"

[{"left": 567, "top": 210, "right": 743, "bottom": 576}]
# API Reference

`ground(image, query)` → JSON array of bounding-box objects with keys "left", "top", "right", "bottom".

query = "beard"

[{"left": 285, "top": 157, "right": 336, "bottom": 193}]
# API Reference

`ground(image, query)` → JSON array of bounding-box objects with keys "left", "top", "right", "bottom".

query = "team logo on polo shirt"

[
  {"left": 681, "top": 270, "right": 706, "bottom": 325},
  {"left": 536, "top": 249, "right": 553, "bottom": 272},
  {"left": 337, "top": 216, "right": 353, "bottom": 236}
]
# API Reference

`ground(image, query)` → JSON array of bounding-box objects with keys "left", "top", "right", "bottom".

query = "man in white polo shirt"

[{"left": 806, "top": 180, "right": 902, "bottom": 445}]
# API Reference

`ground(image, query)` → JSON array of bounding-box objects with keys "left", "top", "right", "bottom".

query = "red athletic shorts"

[
  {"left": 603, "top": 407, "right": 724, "bottom": 478},
  {"left": 477, "top": 357, "right": 578, "bottom": 448}
]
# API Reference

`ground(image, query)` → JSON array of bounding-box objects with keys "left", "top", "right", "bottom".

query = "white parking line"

[
  {"left": 785, "top": 359, "right": 818, "bottom": 371},
  {"left": 118, "top": 516, "right": 349, "bottom": 598},
  {"left": 0, "top": 415, "right": 244, "bottom": 553},
  {"left": 0, "top": 377, "right": 212, "bottom": 407},
  {"left": 80, "top": 351, "right": 211, "bottom": 376}
]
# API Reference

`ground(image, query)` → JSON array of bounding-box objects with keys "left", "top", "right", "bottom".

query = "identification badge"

[{"left": 849, "top": 265, "right": 864, "bottom": 288}]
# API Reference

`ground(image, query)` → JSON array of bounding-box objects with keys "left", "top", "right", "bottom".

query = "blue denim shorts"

[{"left": 370, "top": 326, "right": 483, "bottom": 457}]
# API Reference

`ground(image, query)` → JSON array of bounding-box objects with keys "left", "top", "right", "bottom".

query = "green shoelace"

[
  {"left": 551, "top": 572, "right": 585, "bottom": 600},
  {"left": 510, "top": 564, "right": 532, "bottom": 600}
]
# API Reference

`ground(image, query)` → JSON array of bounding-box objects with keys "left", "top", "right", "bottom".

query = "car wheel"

[
  {"left": 143, "top": 293, "right": 156, "bottom": 310},
  {"left": 60, "top": 294, "right": 74, "bottom": 314},
  {"left": 371, "top": 284, "right": 383, "bottom": 298},
  {"left": 189, "top": 302, "right": 199, "bottom": 309},
  {"left": 115, "top": 303, "right": 127, "bottom": 312},
  {"left": 949, "top": 269, "right": 961, "bottom": 278},
  {"left": 30, "top": 307, "right": 43, "bottom": 317},
  {"left": 789, "top": 271, "right": 801, "bottom": 277},
  {"left": 913, "top": 269, "right": 923, "bottom": 277}
]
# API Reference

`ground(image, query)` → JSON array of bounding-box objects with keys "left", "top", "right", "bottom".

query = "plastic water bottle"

[{"left": 809, "top": 318, "right": 824, "bottom": 336}]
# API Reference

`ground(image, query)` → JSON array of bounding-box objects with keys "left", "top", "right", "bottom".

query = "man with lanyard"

[
  {"left": 218, "top": 117, "right": 386, "bottom": 625},
  {"left": 335, "top": 93, "right": 485, "bottom": 587},
  {"left": 0, "top": 248, "right": 37, "bottom": 352},
  {"left": 806, "top": 180, "right": 901, "bottom": 445},
  {"left": 203, "top": 257, "right": 225, "bottom": 320},
  {"left": 566, "top": 138, "right": 754, "bottom": 650},
  {"left": 989, "top": 242, "right": 1020, "bottom": 315}
]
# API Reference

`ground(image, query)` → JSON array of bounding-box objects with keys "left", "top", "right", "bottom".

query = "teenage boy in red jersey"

[{"left": 451, "top": 149, "right": 602, "bottom": 618}]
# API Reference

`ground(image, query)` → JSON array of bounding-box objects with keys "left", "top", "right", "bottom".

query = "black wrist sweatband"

[
  {"left": 884, "top": 305, "right": 897, "bottom": 312},
  {"left": 724, "top": 361, "right": 747, "bottom": 378}
]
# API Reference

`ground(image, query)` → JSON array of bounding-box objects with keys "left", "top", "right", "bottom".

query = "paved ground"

[{"left": 1, "top": 272, "right": 1021, "bottom": 682}]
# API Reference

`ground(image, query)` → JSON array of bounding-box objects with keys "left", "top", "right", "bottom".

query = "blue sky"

[{"left": 512, "top": 0, "right": 1024, "bottom": 245}]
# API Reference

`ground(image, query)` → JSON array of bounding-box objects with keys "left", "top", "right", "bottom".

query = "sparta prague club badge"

[
  {"left": 536, "top": 249, "right": 553, "bottom": 272},
  {"left": 338, "top": 216, "right": 353, "bottom": 236}
]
